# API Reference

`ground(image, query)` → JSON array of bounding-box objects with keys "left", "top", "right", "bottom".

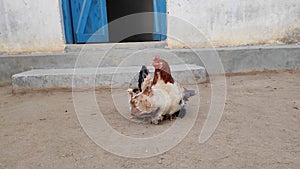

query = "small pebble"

[{"left": 158, "top": 157, "right": 164, "bottom": 164}]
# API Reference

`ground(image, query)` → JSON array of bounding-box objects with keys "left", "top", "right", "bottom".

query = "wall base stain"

[{"left": 278, "top": 28, "right": 300, "bottom": 45}]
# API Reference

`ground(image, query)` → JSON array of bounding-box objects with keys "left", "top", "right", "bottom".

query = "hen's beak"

[{"left": 152, "top": 61, "right": 158, "bottom": 67}]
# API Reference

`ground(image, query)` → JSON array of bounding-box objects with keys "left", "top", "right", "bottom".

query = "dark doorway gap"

[{"left": 106, "top": 0, "right": 156, "bottom": 42}]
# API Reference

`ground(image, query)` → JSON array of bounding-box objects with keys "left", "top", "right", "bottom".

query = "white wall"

[
  {"left": 167, "top": 0, "right": 300, "bottom": 48},
  {"left": 0, "top": 0, "right": 299, "bottom": 54},
  {"left": 0, "top": 0, "right": 65, "bottom": 54}
]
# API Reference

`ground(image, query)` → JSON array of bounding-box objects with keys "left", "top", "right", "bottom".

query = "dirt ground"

[{"left": 0, "top": 70, "right": 299, "bottom": 169}]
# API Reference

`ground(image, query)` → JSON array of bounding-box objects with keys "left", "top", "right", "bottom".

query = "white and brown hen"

[{"left": 128, "top": 56, "right": 195, "bottom": 124}]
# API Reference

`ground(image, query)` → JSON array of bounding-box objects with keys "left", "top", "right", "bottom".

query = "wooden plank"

[
  {"left": 70, "top": 0, "right": 109, "bottom": 43},
  {"left": 153, "top": 0, "right": 167, "bottom": 41},
  {"left": 62, "top": 0, "right": 74, "bottom": 44},
  {"left": 76, "top": 0, "right": 92, "bottom": 34}
]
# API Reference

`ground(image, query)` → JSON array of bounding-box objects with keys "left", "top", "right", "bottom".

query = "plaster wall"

[
  {"left": 167, "top": 0, "right": 300, "bottom": 48},
  {"left": 0, "top": 0, "right": 65, "bottom": 54}
]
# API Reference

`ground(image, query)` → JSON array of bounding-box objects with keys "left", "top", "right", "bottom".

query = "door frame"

[
  {"left": 62, "top": 0, "right": 74, "bottom": 44},
  {"left": 153, "top": 0, "right": 167, "bottom": 41}
]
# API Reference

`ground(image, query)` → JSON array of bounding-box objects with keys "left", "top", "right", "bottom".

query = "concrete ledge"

[
  {"left": 64, "top": 41, "right": 166, "bottom": 52},
  {"left": 1, "top": 45, "right": 300, "bottom": 84},
  {"left": 12, "top": 65, "right": 206, "bottom": 92}
]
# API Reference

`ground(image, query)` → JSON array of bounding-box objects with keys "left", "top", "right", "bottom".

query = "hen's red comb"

[{"left": 153, "top": 56, "right": 160, "bottom": 61}]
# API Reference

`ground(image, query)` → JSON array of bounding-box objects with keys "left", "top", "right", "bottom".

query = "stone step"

[
  {"left": 12, "top": 65, "right": 206, "bottom": 92},
  {"left": 64, "top": 41, "right": 166, "bottom": 52},
  {"left": 2, "top": 45, "right": 300, "bottom": 85}
]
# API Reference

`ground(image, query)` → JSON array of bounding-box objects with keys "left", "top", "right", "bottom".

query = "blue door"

[
  {"left": 62, "top": 0, "right": 166, "bottom": 43},
  {"left": 153, "top": 0, "right": 167, "bottom": 41},
  {"left": 65, "top": 0, "right": 109, "bottom": 43}
]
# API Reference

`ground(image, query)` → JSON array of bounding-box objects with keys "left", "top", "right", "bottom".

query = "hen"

[{"left": 128, "top": 56, "right": 195, "bottom": 124}]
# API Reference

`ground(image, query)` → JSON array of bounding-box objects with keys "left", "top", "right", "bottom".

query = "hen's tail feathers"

[
  {"left": 183, "top": 89, "right": 196, "bottom": 101},
  {"left": 173, "top": 106, "right": 186, "bottom": 118},
  {"left": 178, "top": 106, "right": 186, "bottom": 118},
  {"left": 138, "top": 65, "right": 149, "bottom": 92},
  {"left": 177, "top": 89, "right": 195, "bottom": 118}
]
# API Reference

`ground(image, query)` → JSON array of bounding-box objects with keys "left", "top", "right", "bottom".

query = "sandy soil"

[{"left": 0, "top": 70, "right": 299, "bottom": 169}]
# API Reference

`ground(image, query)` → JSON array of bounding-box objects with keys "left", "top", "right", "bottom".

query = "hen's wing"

[
  {"left": 173, "top": 87, "right": 195, "bottom": 118},
  {"left": 129, "top": 89, "right": 164, "bottom": 124},
  {"left": 128, "top": 65, "right": 158, "bottom": 122}
]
